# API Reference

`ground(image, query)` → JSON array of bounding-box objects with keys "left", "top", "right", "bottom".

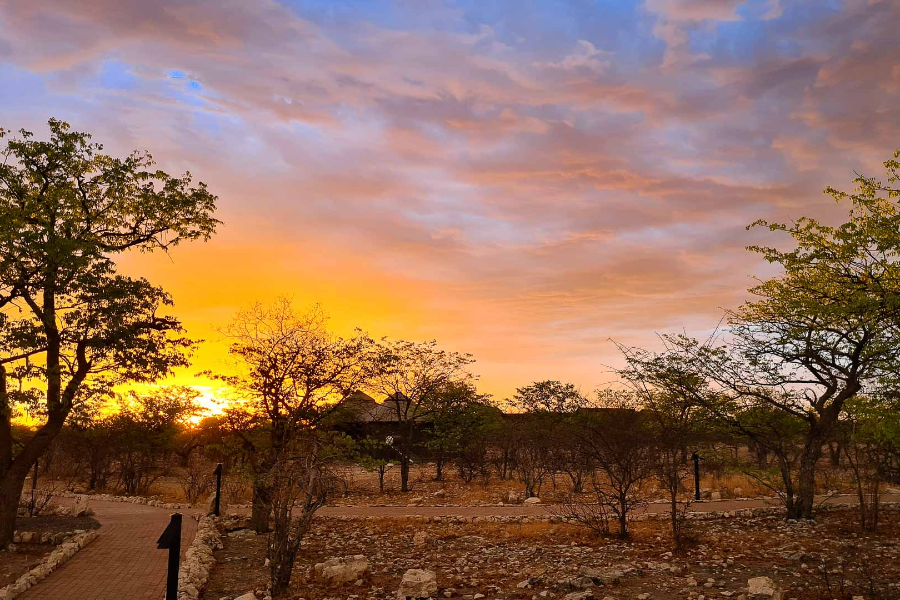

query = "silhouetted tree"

[{"left": 0, "top": 119, "right": 218, "bottom": 548}]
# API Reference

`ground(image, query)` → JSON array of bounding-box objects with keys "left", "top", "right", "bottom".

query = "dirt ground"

[
  {"left": 0, "top": 514, "right": 100, "bottom": 588},
  {"left": 201, "top": 506, "right": 900, "bottom": 600}
]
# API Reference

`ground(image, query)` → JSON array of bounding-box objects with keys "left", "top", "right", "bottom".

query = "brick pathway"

[{"left": 20, "top": 500, "right": 200, "bottom": 600}]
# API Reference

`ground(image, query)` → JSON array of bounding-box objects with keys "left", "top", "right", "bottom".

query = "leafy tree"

[
  {"left": 655, "top": 149, "right": 900, "bottom": 519},
  {"left": 368, "top": 339, "right": 475, "bottom": 492},
  {"left": 510, "top": 381, "right": 587, "bottom": 496},
  {"left": 0, "top": 119, "right": 218, "bottom": 547},
  {"left": 109, "top": 386, "right": 199, "bottom": 495},
  {"left": 425, "top": 381, "right": 490, "bottom": 481},
  {"left": 356, "top": 435, "right": 393, "bottom": 493},
  {"left": 841, "top": 393, "right": 900, "bottom": 531}
]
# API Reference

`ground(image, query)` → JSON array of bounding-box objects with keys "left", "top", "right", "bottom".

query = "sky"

[{"left": 1, "top": 0, "right": 899, "bottom": 405}]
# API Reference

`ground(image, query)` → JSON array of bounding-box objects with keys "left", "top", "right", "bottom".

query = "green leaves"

[{"left": 0, "top": 117, "right": 219, "bottom": 427}]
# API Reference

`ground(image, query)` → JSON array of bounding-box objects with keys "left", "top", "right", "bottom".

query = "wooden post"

[
  {"left": 157, "top": 513, "right": 182, "bottom": 600},
  {"left": 692, "top": 452, "right": 701, "bottom": 501},
  {"left": 213, "top": 463, "right": 223, "bottom": 517}
]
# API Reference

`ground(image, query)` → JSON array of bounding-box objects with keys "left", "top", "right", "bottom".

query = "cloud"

[{"left": 1, "top": 0, "right": 898, "bottom": 397}]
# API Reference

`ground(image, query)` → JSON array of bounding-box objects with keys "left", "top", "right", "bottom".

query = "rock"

[
  {"left": 72, "top": 496, "right": 92, "bottom": 517},
  {"left": 747, "top": 576, "right": 779, "bottom": 598},
  {"left": 568, "top": 576, "right": 594, "bottom": 590},
  {"left": 413, "top": 531, "right": 429, "bottom": 546},
  {"left": 205, "top": 492, "right": 218, "bottom": 514},
  {"left": 637, "top": 594, "right": 651, "bottom": 600},
  {"left": 733, "top": 487, "right": 743, "bottom": 497},
  {"left": 433, "top": 490, "right": 446, "bottom": 498},
  {"left": 563, "top": 592, "right": 593, "bottom": 600},
  {"left": 19, "top": 531, "right": 34, "bottom": 544},
  {"left": 234, "top": 593, "right": 257, "bottom": 600},
  {"left": 397, "top": 569, "right": 438, "bottom": 599},
  {"left": 508, "top": 491, "right": 520, "bottom": 504},
  {"left": 710, "top": 491, "right": 722, "bottom": 501},
  {"left": 578, "top": 567, "right": 624, "bottom": 585},
  {"left": 314, "top": 555, "right": 369, "bottom": 585},
  {"left": 523, "top": 497, "right": 541, "bottom": 505}
]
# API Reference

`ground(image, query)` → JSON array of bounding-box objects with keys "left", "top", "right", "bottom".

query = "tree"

[
  {"left": 0, "top": 119, "right": 218, "bottom": 547},
  {"left": 267, "top": 432, "right": 340, "bottom": 597},
  {"left": 578, "top": 390, "right": 655, "bottom": 538},
  {"left": 211, "top": 300, "right": 374, "bottom": 533},
  {"left": 841, "top": 393, "right": 900, "bottom": 531},
  {"left": 425, "top": 381, "right": 490, "bottom": 482},
  {"left": 109, "top": 386, "right": 199, "bottom": 495},
  {"left": 510, "top": 381, "right": 588, "bottom": 497},
  {"left": 368, "top": 339, "right": 475, "bottom": 492},
  {"left": 356, "top": 435, "right": 393, "bottom": 493},
  {"left": 615, "top": 343, "right": 709, "bottom": 551},
  {"left": 655, "top": 149, "right": 900, "bottom": 519}
]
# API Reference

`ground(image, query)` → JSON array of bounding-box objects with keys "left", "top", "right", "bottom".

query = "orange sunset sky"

[{"left": 2, "top": 0, "right": 899, "bottom": 405}]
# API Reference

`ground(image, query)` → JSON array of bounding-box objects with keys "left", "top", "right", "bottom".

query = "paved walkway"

[{"left": 20, "top": 499, "right": 200, "bottom": 600}]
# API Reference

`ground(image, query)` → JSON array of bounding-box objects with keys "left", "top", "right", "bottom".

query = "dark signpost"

[
  {"left": 213, "top": 463, "right": 223, "bottom": 516},
  {"left": 691, "top": 452, "right": 701, "bottom": 501},
  {"left": 157, "top": 513, "right": 182, "bottom": 600}
]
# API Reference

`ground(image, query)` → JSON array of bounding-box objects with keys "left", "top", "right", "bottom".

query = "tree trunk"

[
  {"left": 434, "top": 451, "right": 444, "bottom": 482},
  {"left": 251, "top": 483, "right": 272, "bottom": 533},
  {"left": 0, "top": 416, "right": 66, "bottom": 548},
  {"left": 790, "top": 430, "right": 825, "bottom": 520},
  {"left": 400, "top": 456, "right": 410, "bottom": 493}
]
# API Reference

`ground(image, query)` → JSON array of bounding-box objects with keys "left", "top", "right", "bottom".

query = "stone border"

[
  {"left": 0, "top": 529, "right": 100, "bottom": 600},
  {"left": 177, "top": 514, "right": 223, "bottom": 600},
  {"left": 12, "top": 529, "right": 87, "bottom": 545},
  {"left": 316, "top": 501, "right": 900, "bottom": 525},
  {"left": 55, "top": 491, "right": 189, "bottom": 510}
]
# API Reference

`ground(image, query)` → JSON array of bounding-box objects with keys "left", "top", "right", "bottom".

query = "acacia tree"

[
  {"left": 698, "top": 150, "right": 900, "bottom": 519},
  {"left": 368, "top": 339, "right": 475, "bottom": 492},
  {"left": 0, "top": 119, "right": 218, "bottom": 548},
  {"left": 212, "top": 300, "right": 375, "bottom": 533}
]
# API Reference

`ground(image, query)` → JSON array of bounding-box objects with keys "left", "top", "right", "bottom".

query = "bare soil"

[{"left": 201, "top": 506, "right": 900, "bottom": 600}]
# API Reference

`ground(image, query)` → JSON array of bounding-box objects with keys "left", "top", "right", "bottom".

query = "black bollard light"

[
  {"left": 692, "top": 452, "right": 701, "bottom": 501},
  {"left": 213, "top": 463, "right": 223, "bottom": 517},
  {"left": 157, "top": 512, "right": 183, "bottom": 600}
]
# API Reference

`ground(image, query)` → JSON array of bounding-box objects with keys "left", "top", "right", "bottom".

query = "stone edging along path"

[
  {"left": 177, "top": 514, "right": 223, "bottom": 600},
  {"left": 0, "top": 530, "right": 99, "bottom": 600}
]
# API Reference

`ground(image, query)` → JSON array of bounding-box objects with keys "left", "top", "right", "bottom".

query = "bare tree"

[
  {"left": 578, "top": 390, "right": 655, "bottom": 538},
  {"left": 268, "top": 434, "right": 336, "bottom": 597},
  {"left": 210, "top": 300, "right": 375, "bottom": 532}
]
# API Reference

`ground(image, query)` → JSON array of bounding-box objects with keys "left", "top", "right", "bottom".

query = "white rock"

[
  {"left": 413, "top": 531, "right": 429, "bottom": 546},
  {"left": 397, "top": 569, "right": 438, "bottom": 599},
  {"left": 72, "top": 496, "right": 93, "bottom": 517},
  {"left": 314, "top": 555, "right": 369, "bottom": 585},
  {"left": 234, "top": 593, "right": 257, "bottom": 600},
  {"left": 747, "top": 576, "right": 778, "bottom": 598},
  {"left": 523, "top": 497, "right": 541, "bottom": 505}
]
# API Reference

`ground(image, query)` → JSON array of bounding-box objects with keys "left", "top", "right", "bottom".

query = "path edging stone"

[
  {"left": 177, "top": 514, "right": 222, "bottom": 600},
  {"left": 0, "top": 530, "right": 99, "bottom": 600}
]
